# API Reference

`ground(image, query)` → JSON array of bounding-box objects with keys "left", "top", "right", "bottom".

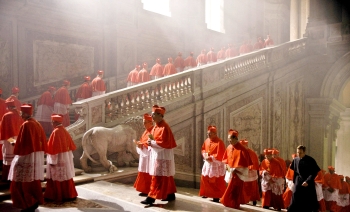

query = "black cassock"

[{"left": 288, "top": 155, "right": 320, "bottom": 212}]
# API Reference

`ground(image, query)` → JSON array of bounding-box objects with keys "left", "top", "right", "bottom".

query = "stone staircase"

[
  {"left": 0, "top": 167, "right": 282, "bottom": 211},
  {"left": 0, "top": 167, "right": 94, "bottom": 202}
]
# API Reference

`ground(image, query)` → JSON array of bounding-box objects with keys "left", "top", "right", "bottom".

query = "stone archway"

[{"left": 320, "top": 51, "right": 350, "bottom": 176}]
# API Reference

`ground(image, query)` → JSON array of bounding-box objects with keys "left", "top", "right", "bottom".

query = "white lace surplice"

[
  {"left": 8, "top": 151, "right": 45, "bottom": 182},
  {"left": 35, "top": 105, "right": 53, "bottom": 122},
  {"left": 323, "top": 187, "right": 339, "bottom": 202},
  {"left": 46, "top": 151, "right": 75, "bottom": 182},
  {"left": 261, "top": 170, "right": 272, "bottom": 192},
  {"left": 148, "top": 140, "right": 175, "bottom": 177},
  {"left": 315, "top": 182, "right": 324, "bottom": 201},
  {"left": 201, "top": 156, "right": 225, "bottom": 178},
  {"left": 53, "top": 102, "right": 69, "bottom": 115},
  {"left": 136, "top": 146, "right": 150, "bottom": 173},
  {"left": 2, "top": 140, "right": 15, "bottom": 165}
]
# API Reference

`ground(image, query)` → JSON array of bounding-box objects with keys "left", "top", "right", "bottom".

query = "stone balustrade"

[{"left": 67, "top": 38, "right": 307, "bottom": 142}]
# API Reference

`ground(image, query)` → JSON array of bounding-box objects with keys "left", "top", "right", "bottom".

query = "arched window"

[
  {"left": 141, "top": 0, "right": 171, "bottom": 17},
  {"left": 205, "top": 0, "right": 225, "bottom": 33}
]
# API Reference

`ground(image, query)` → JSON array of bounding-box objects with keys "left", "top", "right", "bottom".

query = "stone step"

[
  {"left": 77, "top": 181, "right": 276, "bottom": 212},
  {"left": 0, "top": 168, "right": 92, "bottom": 201}
]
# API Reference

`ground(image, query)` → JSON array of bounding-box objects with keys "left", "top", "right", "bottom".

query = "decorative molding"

[
  {"left": 33, "top": 40, "right": 94, "bottom": 86},
  {"left": 91, "top": 105, "right": 103, "bottom": 125},
  {"left": 0, "top": 20, "right": 13, "bottom": 97},
  {"left": 229, "top": 98, "right": 263, "bottom": 154}
]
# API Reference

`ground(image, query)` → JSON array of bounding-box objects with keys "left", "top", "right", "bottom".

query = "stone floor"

[{"left": 0, "top": 167, "right": 287, "bottom": 212}]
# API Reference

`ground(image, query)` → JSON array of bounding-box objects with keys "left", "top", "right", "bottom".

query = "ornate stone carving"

[
  {"left": 33, "top": 40, "right": 94, "bottom": 86},
  {"left": 274, "top": 83, "right": 283, "bottom": 151},
  {"left": 0, "top": 21, "right": 12, "bottom": 97},
  {"left": 230, "top": 100, "right": 262, "bottom": 154},
  {"left": 91, "top": 105, "right": 103, "bottom": 124},
  {"left": 227, "top": 89, "right": 266, "bottom": 153},
  {"left": 288, "top": 79, "right": 304, "bottom": 153},
  {"left": 174, "top": 124, "right": 193, "bottom": 173}
]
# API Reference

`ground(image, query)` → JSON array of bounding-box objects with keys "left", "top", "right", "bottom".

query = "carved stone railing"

[{"left": 66, "top": 38, "right": 307, "bottom": 141}]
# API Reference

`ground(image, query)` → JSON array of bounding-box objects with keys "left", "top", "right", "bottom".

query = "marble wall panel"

[
  {"left": 19, "top": 27, "right": 101, "bottom": 97},
  {"left": 0, "top": 20, "right": 13, "bottom": 97},
  {"left": 227, "top": 89, "right": 266, "bottom": 154},
  {"left": 287, "top": 78, "right": 304, "bottom": 155},
  {"left": 173, "top": 123, "right": 193, "bottom": 173},
  {"left": 33, "top": 40, "right": 94, "bottom": 86}
]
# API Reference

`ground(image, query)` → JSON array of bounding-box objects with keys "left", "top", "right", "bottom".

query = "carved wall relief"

[
  {"left": 274, "top": 82, "right": 283, "bottom": 154},
  {"left": 0, "top": 21, "right": 13, "bottom": 97},
  {"left": 91, "top": 105, "right": 103, "bottom": 125},
  {"left": 230, "top": 99, "right": 263, "bottom": 154},
  {"left": 33, "top": 40, "right": 94, "bottom": 86},
  {"left": 288, "top": 78, "right": 304, "bottom": 155},
  {"left": 174, "top": 124, "right": 193, "bottom": 173},
  {"left": 22, "top": 29, "right": 101, "bottom": 97},
  {"left": 227, "top": 89, "right": 266, "bottom": 154}
]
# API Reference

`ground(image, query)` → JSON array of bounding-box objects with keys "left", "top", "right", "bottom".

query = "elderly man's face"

[
  {"left": 151, "top": 112, "right": 163, "bottom": 123},
  {"left": 207, "top": 131, "right": 217, "bottom": 140},
  {"left": 143, "top": 119, "right": 153, "bottom": 129}
]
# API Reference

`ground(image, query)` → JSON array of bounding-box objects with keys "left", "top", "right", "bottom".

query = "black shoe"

[
  {"left": 202, "top": 196, "right": 207, "bottom": 198},
  {"left": 253, "top": 200, "right": 257, "bottom": 206},
  {"left": 140, "top": 197, "right": 155, "bottom": 205},
  {"left": 139, "top": 192, "right": 148, "bottom": 197},
  {"left": 21, "top": 202, "right": 39, "bottom": 212},
  {"left": 213, "top": 198, "right": 220, "bottom": 203},
  {"left": 161, "top": 193, "right": 176, "bottom": 201},
  {"left": 263, "top": 206, "right": 269, "bottom": 209}
]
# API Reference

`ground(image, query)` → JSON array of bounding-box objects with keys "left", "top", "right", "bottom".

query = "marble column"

[
  {"left": 306, "top": 98, "right": 345, "bottom": 169},
  {"left": 290, "top": 0, "right": 299, "bottom": 41},
  {"left": 335, "top": 108, "right": 350, "bottom": 177}
]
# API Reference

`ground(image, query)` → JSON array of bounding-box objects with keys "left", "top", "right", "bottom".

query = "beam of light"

[{"left": 141, "top": 0, "right": 171, "bottom": 17}]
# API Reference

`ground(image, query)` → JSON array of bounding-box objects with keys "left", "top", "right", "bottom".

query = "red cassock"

[
  {"left": 0, "top": 97, "right": 6, "bottom": 160},
  {"left": 163, "top": 63, "right": 176, "bottom": 76},
  {"left": 127, "top": 69, "right": 139, "bottom": 84},
  {"left": 206, "top": 51, "right": 217, "bottom": 63},
  {"left": 254, "top": 41, "right": 264, "bottom": 50},
  {"left": 54, "top": 87, "right": 72, "bottom": 127},
  {"left": 324, "top": 172, "right": 342, "bottom": 212},
  {"left": 242, "top": 148, "right": 260, "bottom": 203},
  {"left": 239, "top": 44, "right": 249, "bottom": 54},
  {"left": 44, "top": 125, "right": 78, "bottom": 202},
  {"left": 9, "top": 118, "right": 47, "bottom": 210},
  {"left": 91, "top": 77, "right": 106, "bottom": 92},
  {"left": 184, "top": 56, "right": 197, "bottom": 68},
  {"left": 174, "top": 56, "right": 185, "bottom": 72},
  {"left": 336, "top": 180, "right": 350, "bottom": 212},
  {"left": 0, "top": 109, "right": 23, "bottom": 180},
  {"left": 150, "top": 63, "right": 164, "bottom": 78},
  {"left": 283, "top": 166, "right": 294, "bottom": 208},
  {"left": 314, "top": 170, "right": 327, "bottom": 212},
  {"left": 225, "top": 47, "right": 239, "bottom": 58},
  {"left": 36, "top": 91, "right": 55, "bottom": 136},
  {"left": 220, "top": 142, "right": 253, "bottom": 209},
  {"left": 196, "top": 53, "right": 207, "bottom": 65},
  {"left": 216, "top": 49, "right": 226, "bottom": 61},
  {"left": 259, "top": 158, "right": 285, "bottom": 210},
  {"left": 133, "top": 127, "right": 153, "bottom": 194},
  {"left": 199, "top": 137, "right": 226, "bottom": 199},
  {"left": 6, "top": 95, "right": 21, "bottom": 112},
  {"left": 138, "top": 68, "right": 150, "bottom": 83},
  {"left": 148, "top": 120, "right": 177, "bottom": 200},
  {"left": 76, "top": 82, "right": 92, "bottom": 101}
]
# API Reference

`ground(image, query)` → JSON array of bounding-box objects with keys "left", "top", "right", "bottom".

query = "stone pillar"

[
  {"left": 306, "top": 98, "right": 345, "bottom": 169},
  {"left": 335, "top": 108, "right": 350, "bottom": 177},
  {"left": 290, "top": 0, "right": 299, "bottom": 41}
]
